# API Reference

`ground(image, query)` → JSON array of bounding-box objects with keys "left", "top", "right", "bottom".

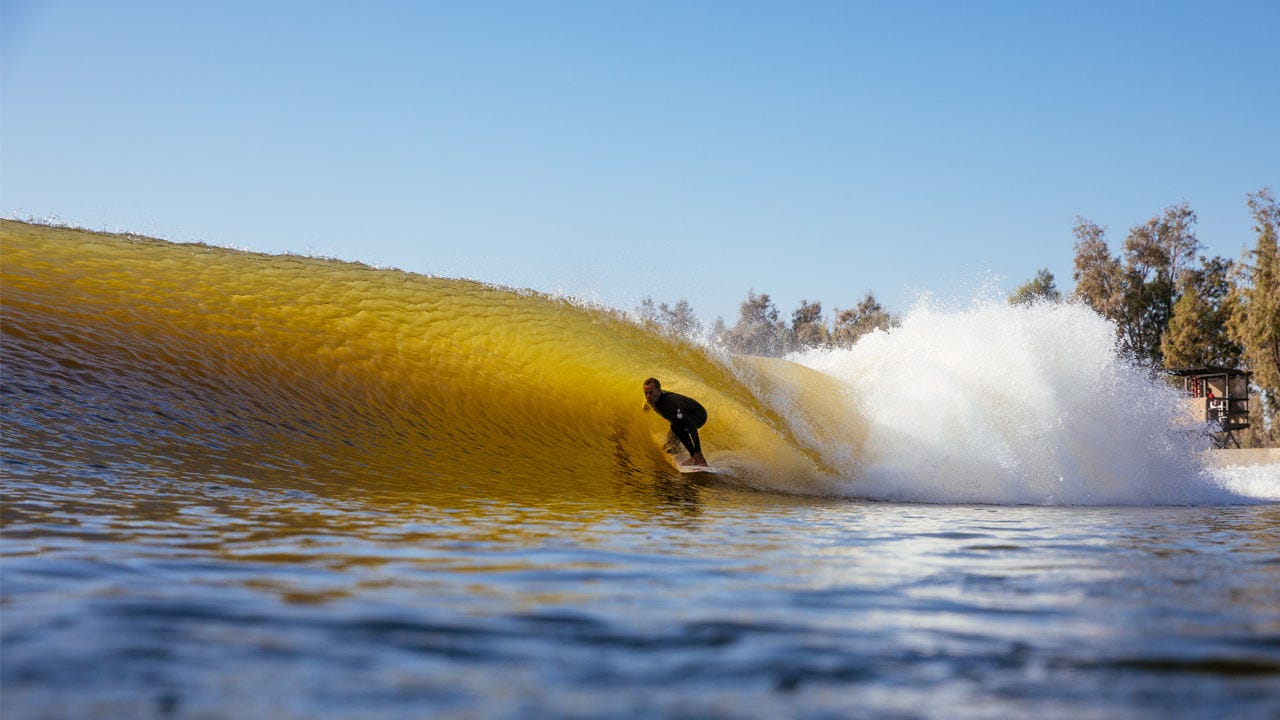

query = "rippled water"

[{"left": 3, "top": 471, "right": 1278, "bottom": 720}]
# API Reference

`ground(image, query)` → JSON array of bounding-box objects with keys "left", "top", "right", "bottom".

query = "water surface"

[{"left": 3, "top": 221, "right": 1277, "bottom": 718}]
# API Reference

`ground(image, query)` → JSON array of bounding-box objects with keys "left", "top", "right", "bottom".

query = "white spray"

[{"left": 791, "top": 297, "right": 1274, "bottom": 505}]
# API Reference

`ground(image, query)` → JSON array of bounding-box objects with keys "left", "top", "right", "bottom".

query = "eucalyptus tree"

[
  {"left": 1228, "top": 188, "right": 1280, "bottom": 414},
  {"left": 1009, "top": 268, "right": 1062, "bottom": 306},
  {"left": 791, "top": 299, "right": 829, "bottom": 348},
  {"left": 636, "top": 296, "right": 703, "bottom": 340},
  {"left": 1072, "top": 203, "right": 1202, "bottom": 365},
  {"left": 1162, "top": 256, "right": 1240, "bottom": 368},
  {"left": 720, "top": 291, "right": 793, "bottom": 356},
  {"left": 831, "top": 292, "right": 897, "bottom": 347}
]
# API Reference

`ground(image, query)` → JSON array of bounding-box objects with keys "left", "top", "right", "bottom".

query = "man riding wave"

[{"left": 642, "top": 377, "right": 709, "bottom": 467}]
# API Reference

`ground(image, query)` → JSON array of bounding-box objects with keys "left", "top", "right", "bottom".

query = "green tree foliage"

[
  {"left": 1228, "top": 188, "right": 1280, "bottom": 415},
  {"left": 1070, "top": 192, "right": 1274, "bottom": 444},
  {"left": 1161, "top": 256, "right": 1241, "bottom": 368},
  {"left": 1008, "top": 268, "right": 1062, "bottom": 306},
  {"left": 791, "top": 299, "right": 829, "bottom": 348},
  {"left": 1119, "top": 202, "right": 1201, "bottom": 365},
  {"left": 1072, "top": 216, "right": 1124, "bottom": 319},
  {"left": 1161, "top": 278, "right": 1211, "bottom": 366},
  {"left": 831, "top": 292, "right": 898, "bottom": 347},
  {"left": 1072, "top": 203, "right": 1204, "bottom": 365}
]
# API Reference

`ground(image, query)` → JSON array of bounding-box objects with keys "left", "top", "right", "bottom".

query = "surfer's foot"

[{"left": 684, "top": 454, "right": 708, "bottom": 467}]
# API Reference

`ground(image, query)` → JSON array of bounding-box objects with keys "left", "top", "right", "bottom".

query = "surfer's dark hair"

[{"left": 643, "top": 377, "right": 660, "bottom": 389}]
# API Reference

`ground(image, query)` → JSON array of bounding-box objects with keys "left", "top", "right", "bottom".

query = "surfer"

[{"left": 642, "top": 377, "right": 709, "bottom": 467}]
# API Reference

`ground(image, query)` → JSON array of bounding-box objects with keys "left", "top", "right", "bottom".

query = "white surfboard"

[
  {"left": 655, "top": 431, "right": 718, "bottom": 474},
  {"left": 666, "top": 453, "right": 717, "bottom": 474},
  {"left": 676, "top": 463, "right": 717, "bottom": 474}
]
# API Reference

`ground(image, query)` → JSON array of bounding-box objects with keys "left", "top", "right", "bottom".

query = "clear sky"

[{"left": 3, "top": 1, "right": 1277, "bottom": 325}]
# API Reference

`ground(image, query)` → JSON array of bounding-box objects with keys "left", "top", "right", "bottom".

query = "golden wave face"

[{"left": 1, "top": 220, "right": 866, "bottom": 507}]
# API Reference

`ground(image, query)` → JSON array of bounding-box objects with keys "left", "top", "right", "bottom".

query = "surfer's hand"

[{"left": 642, "top": 403, "right": 650, "bottom": 412}]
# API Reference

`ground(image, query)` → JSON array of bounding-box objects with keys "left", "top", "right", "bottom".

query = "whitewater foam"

[
  {"left": 790, "top": 298, "right": 1267, "bottom": 505},
  {"left": 1209, "top": 464, "right": 1280, "bottom": 501}
]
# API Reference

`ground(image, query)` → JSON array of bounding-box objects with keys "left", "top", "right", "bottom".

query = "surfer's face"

[{"left": 643, "top": 384, "right": 660, "bottom": 403}]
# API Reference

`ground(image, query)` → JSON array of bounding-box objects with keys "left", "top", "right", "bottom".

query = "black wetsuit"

[{"left": 650, "top": 391, "right": 708, "bottom": 456}]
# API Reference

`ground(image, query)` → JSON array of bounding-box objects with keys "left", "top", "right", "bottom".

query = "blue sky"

[{"left": 3, "top": 1, "right": 1277, "bottom": 325}]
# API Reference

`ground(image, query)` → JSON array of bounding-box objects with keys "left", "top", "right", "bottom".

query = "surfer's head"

[{"left": 642, "top": 377, "right": 661, "bottom": 403}]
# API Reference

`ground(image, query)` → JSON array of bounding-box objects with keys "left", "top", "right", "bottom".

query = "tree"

[
  {"left": 658, "top": 299, "right": 702, "bottom": 338},
  {"left": 710, "top": 316, "right": 728, "bottom": 345},
  {"left": 1162, "top": 277, "right": 1211, "bottom": 367},
  {"left": 1071, "top": 203, "right": 1202, "bottom": 365},
  {"left": 719, "top": 291, "right": 793, "bottom": 356},
  {"left": 1009, "top": 268, "right": 1062, "bottom": 306},
  {"left": 1119, "top": 202, "right": 1201, "bottom": 364},
  {"left": 791, "top": 299, "right": 829, "bottom": 348},
  {"left": 1071, "top": 216, "right": 1123, "bottom": 319},
  {"left": 831, "top": 292, "right": 897, "bottom": 347},
  {"left": 1160, "top": 257, "right": 1241, "bottom": 368},
  {"left": 1228, "top": 188, "right": 1280, "bottom": 417},
  {"left": 636, "top": 296, "right": 659, "bottom": 324},
  {"left": 636, "top": 296, "right": 703, "bottom": 338}
]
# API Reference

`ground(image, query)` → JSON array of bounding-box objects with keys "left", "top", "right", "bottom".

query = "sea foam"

[{"left": 791, "top": 298, "right": 1266, "bottom": 505}]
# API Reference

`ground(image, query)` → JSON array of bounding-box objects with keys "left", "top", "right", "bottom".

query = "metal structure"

[{"left": 1167, "top": 366, "right": 1252, "bottom": 448}]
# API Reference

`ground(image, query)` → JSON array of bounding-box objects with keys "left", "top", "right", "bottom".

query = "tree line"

[
  {"left": 1067, "top": 188, "right": 1279, "bottom": 446},
  {"left": 639, "top": 289, "right": 900, "bottom": 357},
  {"left": 638, "top": 187, "right": 1280, "bottom": 446}
]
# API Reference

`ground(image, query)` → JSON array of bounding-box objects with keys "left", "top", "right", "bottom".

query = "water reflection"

[{"left": 5, "top": 468, "right": 1279, "bottom": 720}]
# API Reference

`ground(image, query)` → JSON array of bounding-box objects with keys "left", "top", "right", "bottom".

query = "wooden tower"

[{"left": 1167, "top": 366, "right": 1252, "bottom": 448}]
